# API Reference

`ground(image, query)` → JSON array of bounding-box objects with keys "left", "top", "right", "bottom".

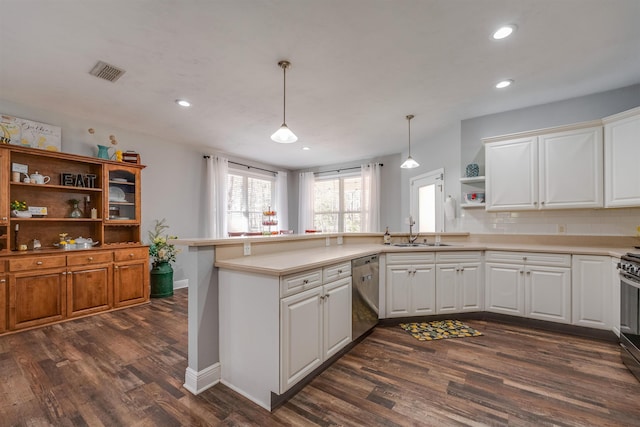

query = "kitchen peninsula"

[{"left": 174, "top": 232, "right": 637, "bottom": 410}]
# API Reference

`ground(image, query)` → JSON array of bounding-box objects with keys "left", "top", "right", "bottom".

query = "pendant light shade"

[
  {"left": 400, "top": 114, "right": 419, "bottom": 169},
  {"left": 271, "top": 60, "right": 298, "bottom": 143}
]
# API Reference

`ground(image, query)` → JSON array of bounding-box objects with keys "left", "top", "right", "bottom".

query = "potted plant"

[
  {"left": 11, "top": 200, "right": 31, "bottom": 218},
  {"left": 148, "top": 218, "right": 180, "bottom": 298}
]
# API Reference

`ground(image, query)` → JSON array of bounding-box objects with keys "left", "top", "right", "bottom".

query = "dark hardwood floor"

[{"left": 1, "top": 288, "right": 639, "bottom": 426}]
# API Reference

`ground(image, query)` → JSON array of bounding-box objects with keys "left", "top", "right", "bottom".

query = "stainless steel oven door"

[{"left": 620, "top": 272, "right": 639, "bottom": 336}]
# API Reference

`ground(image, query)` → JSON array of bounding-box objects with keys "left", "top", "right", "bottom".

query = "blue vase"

[
  {"left": 465, "top": 163, "right": 480, "bottom": 177},
  {"left": 97, "top": 145, "right": 110, "bottom": 159}
]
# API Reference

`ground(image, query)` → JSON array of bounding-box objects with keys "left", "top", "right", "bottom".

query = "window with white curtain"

[
  {"left": 313, "top": 174, "right": 362, "bottom": 232},
  {"left": 227, "top": 169, "right": 275, "bottom": 233}
]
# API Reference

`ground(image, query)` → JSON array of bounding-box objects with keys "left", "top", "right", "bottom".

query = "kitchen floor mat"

[{"left": 399, "top": 320, "right": 483, "bottom": 341}]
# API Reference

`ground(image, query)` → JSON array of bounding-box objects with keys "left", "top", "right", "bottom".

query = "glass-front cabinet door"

[{"left": 104, "top": 164, "right": 142, "bottom": 245}]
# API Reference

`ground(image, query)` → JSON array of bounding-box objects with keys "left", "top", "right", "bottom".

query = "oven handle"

[{"left": 621, "top": 272, "right": 640, "bottom": 290}]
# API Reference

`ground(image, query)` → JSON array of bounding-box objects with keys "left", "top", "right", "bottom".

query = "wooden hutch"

[{"left": 0, "top": 144, "right": 148, "bottom": 335}]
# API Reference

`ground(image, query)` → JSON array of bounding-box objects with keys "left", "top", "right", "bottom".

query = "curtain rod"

[
  {"left": 203, "top": 156, "right": 278, "bottom": 175},
  {"left": 314, "top": 163, "right": 383, "bottom": 176}
]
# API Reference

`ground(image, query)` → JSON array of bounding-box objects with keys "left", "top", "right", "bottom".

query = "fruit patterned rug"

[{"left": 399, "top": 320, "right": 483, "bottom": 341}]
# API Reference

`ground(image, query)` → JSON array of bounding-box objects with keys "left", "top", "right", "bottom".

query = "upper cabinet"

[
  {"left": 603, "top": 107, "right": 640, "bottom": 208},
  {"left": 484, "top": 123, "right": 603, "bottom": 211}
]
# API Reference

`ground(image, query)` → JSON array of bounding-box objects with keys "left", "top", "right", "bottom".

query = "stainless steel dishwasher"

[{"left": 351, "top": 254, "right": 379, "bottom": 339}]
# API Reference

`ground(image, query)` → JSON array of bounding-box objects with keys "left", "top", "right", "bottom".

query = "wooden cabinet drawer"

[
  {"left": 436, "top": 251, "right": 483, "bottom": 263},
  {"left": 323, "top": 262, "right": 351, "bottom": 283},
  {"left": 280, "top": 269, "right": 322, "bottom": 298},
  {"left": 67, "top": 251, "right": 113, "bottom": 266},
  {"left": 485, "top": 251, "right": 571, "bottom": 267},
  {"left": 113, "top": 247, "right": 148, "bottom": 262},
  {"left": 9, "top": 256, "right": 67, "bottom": 272},
  {"left": 387, "top": 252, "right": 435, "bottom": 265}
]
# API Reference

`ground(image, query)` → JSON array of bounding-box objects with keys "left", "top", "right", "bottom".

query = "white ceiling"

[{"left": 1, "top": 0, "right": 639, "bottom": 170}]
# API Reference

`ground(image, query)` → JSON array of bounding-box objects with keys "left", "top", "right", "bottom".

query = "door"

[
  {"left": 538, "top": 126, "right": 603, "bottom": 209},
  {"left": 67, "top": 264, "right": 112, "bottom": 318},
  {"left": 604, "top": 110, "right": 640, "bottom": 207},
  {"left": 572, "top": 255, "right": 611, "bottom": 329},
  {"left": 9, "top": 269, "right": 67, "bottom": 330},
  {"left": 410, "top": 169, "right": 444, "bottom": 233},
  {"left": 459, "top": 262, "right": 483, "bottom": 312},
  {"left": 280, "top": 286, "right": 323, "bottom": 392},
  {"left": 485, "top": 262, "right": 525, "bottom": 316},
  {"left": 485, "top": 137, "right": 538, "bottom": 211},
  {"left": 411, "top": 265, "right": 436, "bottom": 315},
  {"left": 386, "top": 265, "right": 412, "bottom": 317},
  {"left": 113, "top": 261, "right": 147, "bottom": 307},
  {"left": 323, "top": 277, "right": 352, "bottom": 359},
  {"left": 525, "top": 266, "right": 571, "bottom": 323},
  {"left": 436, "top": 264, "right": 458, "bottom": 314}
]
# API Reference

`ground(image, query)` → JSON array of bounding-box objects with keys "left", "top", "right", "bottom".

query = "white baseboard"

[
  {"left": 174, "top": 279, "right": 189, "bottom": 290},
  {"left": 183, "top": 363, "right": 220, "bottom": 395}
]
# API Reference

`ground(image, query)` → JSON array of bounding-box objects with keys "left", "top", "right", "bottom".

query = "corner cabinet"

[
  {"left": 0, "top": 145, "right": 148, "bottom": 336},
  {"left": 484, "top": 123, "right": 603, "bottom": 211},
  {"left": 603, "top": 107, "right": 640, "bottom": 208}
]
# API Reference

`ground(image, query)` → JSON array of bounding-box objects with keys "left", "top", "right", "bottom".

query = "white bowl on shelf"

[{"left": 464, "top": 192, "right": 485, "bottom": 204}]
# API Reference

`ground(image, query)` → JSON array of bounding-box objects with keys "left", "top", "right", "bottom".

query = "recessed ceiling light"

[
  {"left": 495, "top": 79, "right": 514, "bottom": 89},
  {"left": 175, "top": 99, "right": 191, "bottom": 107},
  {"left": 493, "top": 24, "right": 517, "bottom": 40},
  {"left": 302, "top": 146, "right": 311, "bottom": 151}
]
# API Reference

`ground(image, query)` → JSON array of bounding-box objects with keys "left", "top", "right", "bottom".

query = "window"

[
  {"left": 410, "top": 168, "right": 444, "bottom": 233},
  {"left": 313, "top": 174, "right": 361, "bottom": 232},
  {"left": 227, "top": 169, "right": 274, "bottom": 233}
]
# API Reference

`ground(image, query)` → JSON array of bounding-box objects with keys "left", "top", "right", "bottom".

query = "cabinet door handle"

[
  {"left": 526, "top": 271, "right": 531, "bottom": 275},
  {"left": 320, "top": 295, "right": 325, "bottom": 300},
  {"left": 36, "top": 261, "right": 43, "bottom": 265},
  {"left": 533, "top": 201, "right": 537, "bottom": 205},
  {"left": 541, "top": 201, "right": 545, "bottom": 205},
  {"left": 520, "top": 270, "right": 524, "bottom": 274},
  {"left": 114, "top": 265, "right": 119, "bottom": 270},
  {"left": 338, "top": 269, "right": 343, "bottom": 274},
  {"left": 523, "top": 256, "right": 527, "bottom": 261},
  {"left": 0, "top": 279, "right": 5, "bottom": 283},
  {"left": 460, "top": 267, "right": 464, "bottom": 272},
  {"left": 62, "top": 272, "right": 67, "bottom": 275},
  {"left": 1, "top": 217, "right": 6, "bottom": 221}
]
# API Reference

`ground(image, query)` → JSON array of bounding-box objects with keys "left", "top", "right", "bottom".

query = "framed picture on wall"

[{"left": 0, "top": 114, "right": 62, "bottom": 152}]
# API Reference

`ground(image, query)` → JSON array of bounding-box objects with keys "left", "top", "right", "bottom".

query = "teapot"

[{"left": 30, "top": 171, "right": 51, "bottom": 185}]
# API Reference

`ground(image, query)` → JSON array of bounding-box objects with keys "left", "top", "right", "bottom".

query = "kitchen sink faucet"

[{"left": 408, "top": 216, "right": 419, "bottom": 243}]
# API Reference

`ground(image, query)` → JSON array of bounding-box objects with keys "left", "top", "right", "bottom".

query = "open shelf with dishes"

[{"left": 459, "top": 175, "right": 486, "bottom": 209}]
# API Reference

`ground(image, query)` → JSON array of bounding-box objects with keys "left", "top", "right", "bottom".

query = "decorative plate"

[{"left": 109, "top": 186, "right": 126, "bottom": 201}]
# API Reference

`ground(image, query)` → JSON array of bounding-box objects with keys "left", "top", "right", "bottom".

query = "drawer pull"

[
  {"left": 0, "top": 279, "right": 5, "bottom": 283},
  {"left": 88, "top": 257, "right": 94, "bottom": 261},
  {"left": 115, "top": 265, "right": 119, "bottom": 269},
  {"left": 338, "top": 269, "right": 343, "bottom": 274},
  {"left": 129, "top": 253, "right": 134, "bottom": 258},
  {"left": 36, "top": 261, "right": 43, "bottom": 265},
  {"left": 62, "top": 272, "right": 67, "bottom": 275},
  {"left": 303, "top": 279, "right": 309, "bottom": 285}
]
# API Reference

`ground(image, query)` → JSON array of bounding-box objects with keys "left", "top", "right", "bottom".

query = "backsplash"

[{"left": 453, "top": 207, "right": 640, "bottom": 236}]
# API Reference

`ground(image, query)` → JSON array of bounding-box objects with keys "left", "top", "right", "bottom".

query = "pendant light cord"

[{"left": 282, "top": 64, "right": 287, "bottom": 124}]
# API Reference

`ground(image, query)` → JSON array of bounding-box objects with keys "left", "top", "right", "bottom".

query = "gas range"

[{"left": 620, "top": 253, "right": 640, "bottom": 280}]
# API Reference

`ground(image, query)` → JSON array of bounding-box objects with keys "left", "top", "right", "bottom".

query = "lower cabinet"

[
  {"left": 386, "top": 253, "right": 436, "bottom": 317},
  {"left": 280, "top": 276, "right": 351, "bottom": 393},
  {"left": 113, "top": 248, "right": 150, "bottom": 308},
  {"left": 0, "top": 275, "right": 6, "bottom": 333},
  {"left": 436, "top": 252, "right": 483, "bottom": 314},
  {"left": 485, "top": 251, "right": 571, "bottom": 323},
  {"left": 572, "top": 255, "right": 613, "bottom": 329},
  {"left": 9, "top": 268, "right": 67, "bottom": 330},
  {"left": 67, "top": 264, "right": 112, "bottom": 318}
]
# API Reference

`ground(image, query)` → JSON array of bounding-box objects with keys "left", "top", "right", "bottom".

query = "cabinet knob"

[
  {"left": 36, "top": 261, "right": 43, "bottom": 265},
  {"left": 303, "top": 279, "right": 309, "bottom": 284},
  {"left": 129, "top": 253, "right": 134, "bottom": 258},
  {"left": 62, "top": 272, "right": 67, "bottom": 275},
  {"left": 0, "top": 279, "right": 5, "bottom": 283},
  {"left": 460, "top": 267, "right": 464, "bottom": 272},
  {"left": 523, "top": 256, "right": 527, "bottom": 261},
  {"left": 534, "top": 201, "right": 538, "bottom": 205},
  {"left": 541, "top": 201, "right": 545, "bottom": 205},
  {"left": 338, "top": 269, "right": 343, "bottom": 274},
  {"left": 320, "top": 295, "right": 325, "bottom": 300},
  {"left": 88, "top": 257, "right": 93, "bottom": 261},
  {"left": 526, "top": 271, "right": 531, "bottom": 275},
  {"left": 115, "top": 265, "right": 119, "bottom": 269},
  {"left": 1, "top": 217, "right": 6, "bottom": 221},
  {"left": 520, "top": 270, "right": 524, "bottom": 274}
]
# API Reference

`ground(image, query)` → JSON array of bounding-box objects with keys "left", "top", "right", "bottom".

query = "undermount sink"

[{"left": 392, "top": 243, "right": 452, "bottom": 247}]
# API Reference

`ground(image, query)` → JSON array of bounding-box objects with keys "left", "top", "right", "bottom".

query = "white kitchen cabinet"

[
  {"left": 571, "top": 255, "right": 613, "bottom": 330},
  {"left": 538, "top": 126, "right": 603, "bottom": 209},
  {"left": 485, "top": 251, "right": 571, "bottom": 323},
  {"left": 485, "top": 123, "right": 603, "bottom": 211},
  {"left": 386, "top": 253, "right": 435, "bottom": 318},
  {"left": 280, "top": 272, "right": 352, "bottom": 393},
  {"left": 485, "top": 136, "right": 538, "bottom": 211},
  {"left": 280, "top": 286, "right": 323, "bottom": 392},
  {"left": 603, "top": 107, "right": 640, "bottom": 207},
  {"left": 436, "top": 252, "right": 483, "bottom": 314}
]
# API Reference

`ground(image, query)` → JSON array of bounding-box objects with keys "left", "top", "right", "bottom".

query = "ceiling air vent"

[{"left": 89, "top": 61, "right": 126, "bottom": 83}]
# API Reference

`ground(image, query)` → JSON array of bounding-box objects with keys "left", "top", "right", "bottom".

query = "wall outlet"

[
  {"left": 243, "top": 242, "right": 251, "bottom": 256},
  {"left": 337, "top": 236, "right": 343, "bottom": 245},
  {"left": 326, "top": 237, "right": 330, "bottom": 247},
  {"left": 557, "top": 224, "right": 566, "bottom": 234}
]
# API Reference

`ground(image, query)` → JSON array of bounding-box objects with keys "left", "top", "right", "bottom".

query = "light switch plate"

[{"left": 243, "top": 242, "right": 251, "bottom": 256}]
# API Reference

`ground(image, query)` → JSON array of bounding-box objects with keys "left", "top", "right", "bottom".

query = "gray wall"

[
  {"left": 0, "top": 98, "right": 204, "bottom": 284},
  {"left": 461, "top": 83, "right": 640, "bottom": 175}
]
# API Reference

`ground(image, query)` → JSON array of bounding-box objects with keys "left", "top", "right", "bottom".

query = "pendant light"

[
  {"left": 271, "top": 60, "right": 298, "bottom": 143},
  {"left": 400, "top": 114, "right": 419, "bottom": 169}
]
